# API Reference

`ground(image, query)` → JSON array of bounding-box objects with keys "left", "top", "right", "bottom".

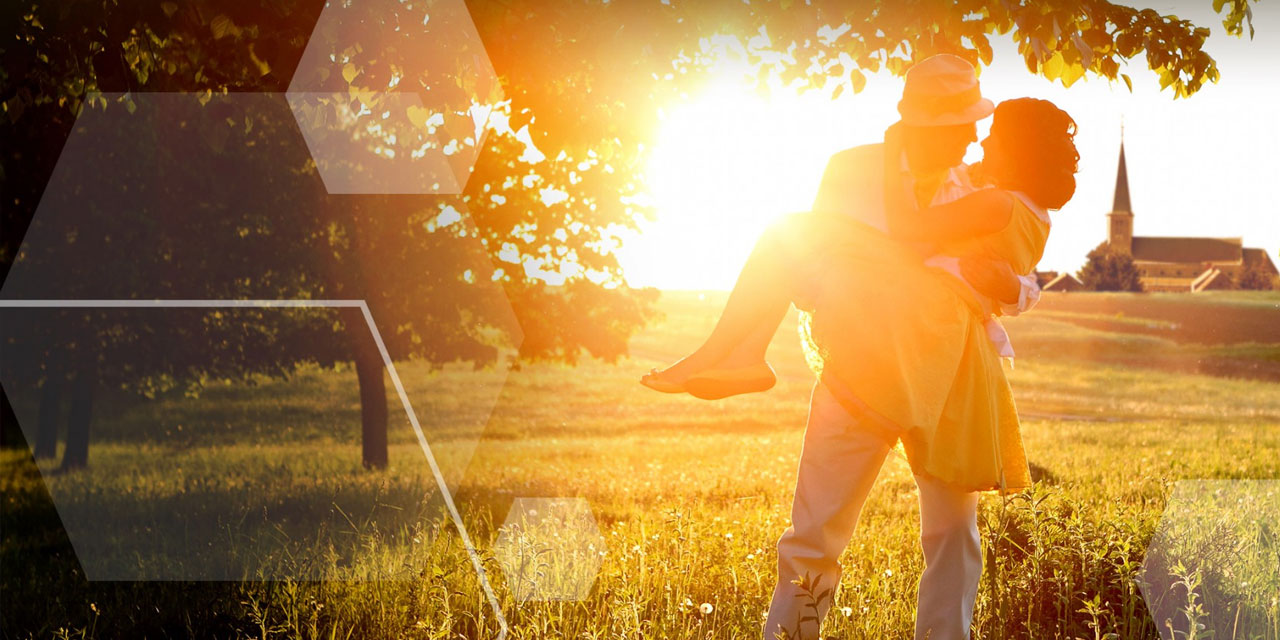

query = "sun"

[{"left": 615, "top": 78, "right": 901, "bottom": 291}]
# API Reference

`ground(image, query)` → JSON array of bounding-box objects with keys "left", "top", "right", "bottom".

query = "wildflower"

[{"left": 699, "top": 603, "right": 714, "bottom": 615}]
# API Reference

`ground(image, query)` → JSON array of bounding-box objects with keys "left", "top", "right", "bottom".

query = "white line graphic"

[{"left": 0, "top": 298, "right": 510, "bottom": 639}]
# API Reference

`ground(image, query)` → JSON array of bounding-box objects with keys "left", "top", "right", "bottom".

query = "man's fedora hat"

[{"left": 897, "top": 54, "right": 995, "bottom": 127}]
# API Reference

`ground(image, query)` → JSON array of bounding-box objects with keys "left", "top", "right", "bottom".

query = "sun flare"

[{"left": 617, "top": 80, "right": 900, "bottom": 291}]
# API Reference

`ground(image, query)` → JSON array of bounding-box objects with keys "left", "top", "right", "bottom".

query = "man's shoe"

[{"left": 683, "top": 363, "right": 776, "bottom": 400}]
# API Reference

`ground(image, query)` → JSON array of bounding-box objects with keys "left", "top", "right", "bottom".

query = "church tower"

[{"left": 1107, "top": 133, "right": 1134, "bottom": 255}]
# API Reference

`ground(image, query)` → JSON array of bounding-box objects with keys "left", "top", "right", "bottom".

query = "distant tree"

[
  {"left": 1238, "top": 264, "right": 1276, "bottom": 290},
  {"left": 1079, "top": 246, "right": 1144, "bottom": 292}
]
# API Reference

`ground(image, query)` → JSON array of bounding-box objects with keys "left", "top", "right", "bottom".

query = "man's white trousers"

[{"left": 763, "top": 383, "right": 984, "bottom": 640}]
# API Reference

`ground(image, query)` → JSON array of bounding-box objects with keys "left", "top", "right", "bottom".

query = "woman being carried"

[{"left": 641, "top": 97, "right": 1079, "bottom": 493}]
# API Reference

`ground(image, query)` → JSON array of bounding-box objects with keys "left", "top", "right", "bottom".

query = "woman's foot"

[
  {"left": 640, "top": 367, "right": 688, "bottom": 393},
  {"left": 639, "top": 348, "right": 724, "bottom": 394},
  {"left": 683, "top": 362, "right": 776, "bottom": 400}
]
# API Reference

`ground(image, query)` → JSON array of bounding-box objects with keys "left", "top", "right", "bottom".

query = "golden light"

[{"left": 617, "top": 77, "right": 902, "bottom": 291}]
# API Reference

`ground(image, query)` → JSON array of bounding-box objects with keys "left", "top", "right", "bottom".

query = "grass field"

[{"left": 2, "top": 291, "right": 1279, "bottom": 639}]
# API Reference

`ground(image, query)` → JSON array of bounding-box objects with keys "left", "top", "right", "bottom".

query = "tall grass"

[{"left": 3, "top": 292, "right": 1278, "bottom": 639}]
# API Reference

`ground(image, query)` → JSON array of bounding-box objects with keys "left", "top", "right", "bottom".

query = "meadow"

[{"left": 2, "top": 291, "right": 1279, "bottom": 639}]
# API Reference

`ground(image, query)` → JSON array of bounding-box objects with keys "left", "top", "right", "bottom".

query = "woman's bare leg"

[
  {"left": 717, "top": 320, "right": 779, "bottom": 368},
  {"left": 646, "top": 214, "right": 812, "bottom": 385}
]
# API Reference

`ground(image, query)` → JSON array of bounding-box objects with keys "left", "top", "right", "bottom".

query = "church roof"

[
  {"left": 1243, "top": 247, "right": 1279, "bottom": 275},
  {"left": 1112, "top": 140, "right": 1131, "bottom": 213},
  {"left": 1131, "top": 236, "right": 1243, "bottom": 263}
]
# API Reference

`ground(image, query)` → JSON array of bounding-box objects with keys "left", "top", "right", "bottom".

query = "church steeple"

[
  {"left": 1112, "top": 139, "right": 1131, "bottom": 213},
  {"left": 1107, "top": 126, "right": 1134, "bottom": 255}
]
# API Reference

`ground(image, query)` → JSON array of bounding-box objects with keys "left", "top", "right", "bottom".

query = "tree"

[
  {"left": 1237, "top": 264, "right": 1276, "bottom": 290},
  {"left": 1079, "top": 245, "right": 1144, "bottom": 292},
  {"left": 0, "top": 386, "right": 23, "bottom": 450},
  {"left": 0, "top": 93, "right": 358, "bottom": 469},
  {"left": 0, "top": 0, "right": 1258, "bottom": 468}
]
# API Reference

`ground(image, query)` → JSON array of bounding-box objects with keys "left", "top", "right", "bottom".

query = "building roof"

[
  {"left": 1131, "top": 236, "right": 1243, "bottom": 264},
  {"left": 1112, "top": 139, "right": 1131, "bottom": 213},
  {"left": 1042, "top": 272, "right": 1084, "bottom": 291},
  {"left": 1243, "top": 247, "right": 1279, "bottom": 275},
  {"left": 1034, "top": 270, "right": 1059, "bottom": 287}
]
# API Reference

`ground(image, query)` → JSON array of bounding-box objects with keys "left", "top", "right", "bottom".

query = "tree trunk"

[
  {"left": 0, "top": 384, "right": 24, "bottom": 450},
  {"left": 33, "top": 374, "right": 63, "bottom": 460},
  {"left": 342, "top": 308, "right": 388, "bottom": 469},
  {"left": 355, "top": 351, "right": 389, "bottom": 469},
  {"left": 59, "top": 367, "right": 96, "bottom": 471}
]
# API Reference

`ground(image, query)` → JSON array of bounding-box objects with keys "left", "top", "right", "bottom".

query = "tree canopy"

[
  {"left": 1079, "top": 245, "right": 1145, "bottom": 292},
  {"left": 3, "top": 0, "right": 1258, "bottom": 327}
]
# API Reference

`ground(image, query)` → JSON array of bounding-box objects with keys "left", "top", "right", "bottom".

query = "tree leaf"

[
  {"left": 976, "top": 34, "right": 993, "bottom": 65},
  {"left": 850, "top": 68, "right": 866, "bottom": 93},
  {"left": 1072, "top": 33, "right": 1093, "bottom": 68},
  {"left": 1042, "top": 51, "right": 1065, "bottom": 80},
  {"left": 248, "top": 44, "right": 271, "bottom": 77},
  {"left": 1061, "top": 62, "right": 1085, "bottom": 87},
  {"left": 406, "top": 104, "right": 430, "bottom": 130},
  {"left": 210, "top": 15, "right": 240, "bottom": 40}
]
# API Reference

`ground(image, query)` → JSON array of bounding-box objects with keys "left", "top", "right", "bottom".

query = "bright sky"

[{"left": 619, "top": 2, "right": 1280, "bottom": 291}]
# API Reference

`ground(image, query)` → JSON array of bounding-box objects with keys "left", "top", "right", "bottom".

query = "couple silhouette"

[{"left": 642, "top": 54, "right": 1080, "bottom": 640}]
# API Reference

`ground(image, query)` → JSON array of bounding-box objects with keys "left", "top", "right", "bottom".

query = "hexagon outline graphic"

[
  {"left": 0, "top": 298, "right": 511, "bottom": 640},
  {"left": 1137, "top": 479, "right": 1280, "bottom": 640},
  {"left": 286, "top": 0, "right": 502, "bottom": 195},
  {"left": 0, "top": 91, "right": 523, "bottom": 504},
  {"left": 493, "top": 496, "right": 606, "bottom": 603}
]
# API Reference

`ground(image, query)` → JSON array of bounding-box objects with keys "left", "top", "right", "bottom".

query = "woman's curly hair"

[{"left": 984, "top": 98, "right": 1080, "bottom": 210}]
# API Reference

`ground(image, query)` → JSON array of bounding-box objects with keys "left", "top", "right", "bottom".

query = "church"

[{"left": 1096, "top": 138, "right": 1277, "bottom": 292}]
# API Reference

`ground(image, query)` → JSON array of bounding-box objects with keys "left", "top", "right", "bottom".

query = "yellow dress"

[{"left": 805, "top": 196, "right": 1049, "bottom": 494}]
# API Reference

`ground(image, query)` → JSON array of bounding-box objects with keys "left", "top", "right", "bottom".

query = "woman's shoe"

[
  {"left": 683, "top": 362, "right": 776, "bottom": 400},
  {"left": 640, "top": 368, "right": 687, "bottom": 394}
]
